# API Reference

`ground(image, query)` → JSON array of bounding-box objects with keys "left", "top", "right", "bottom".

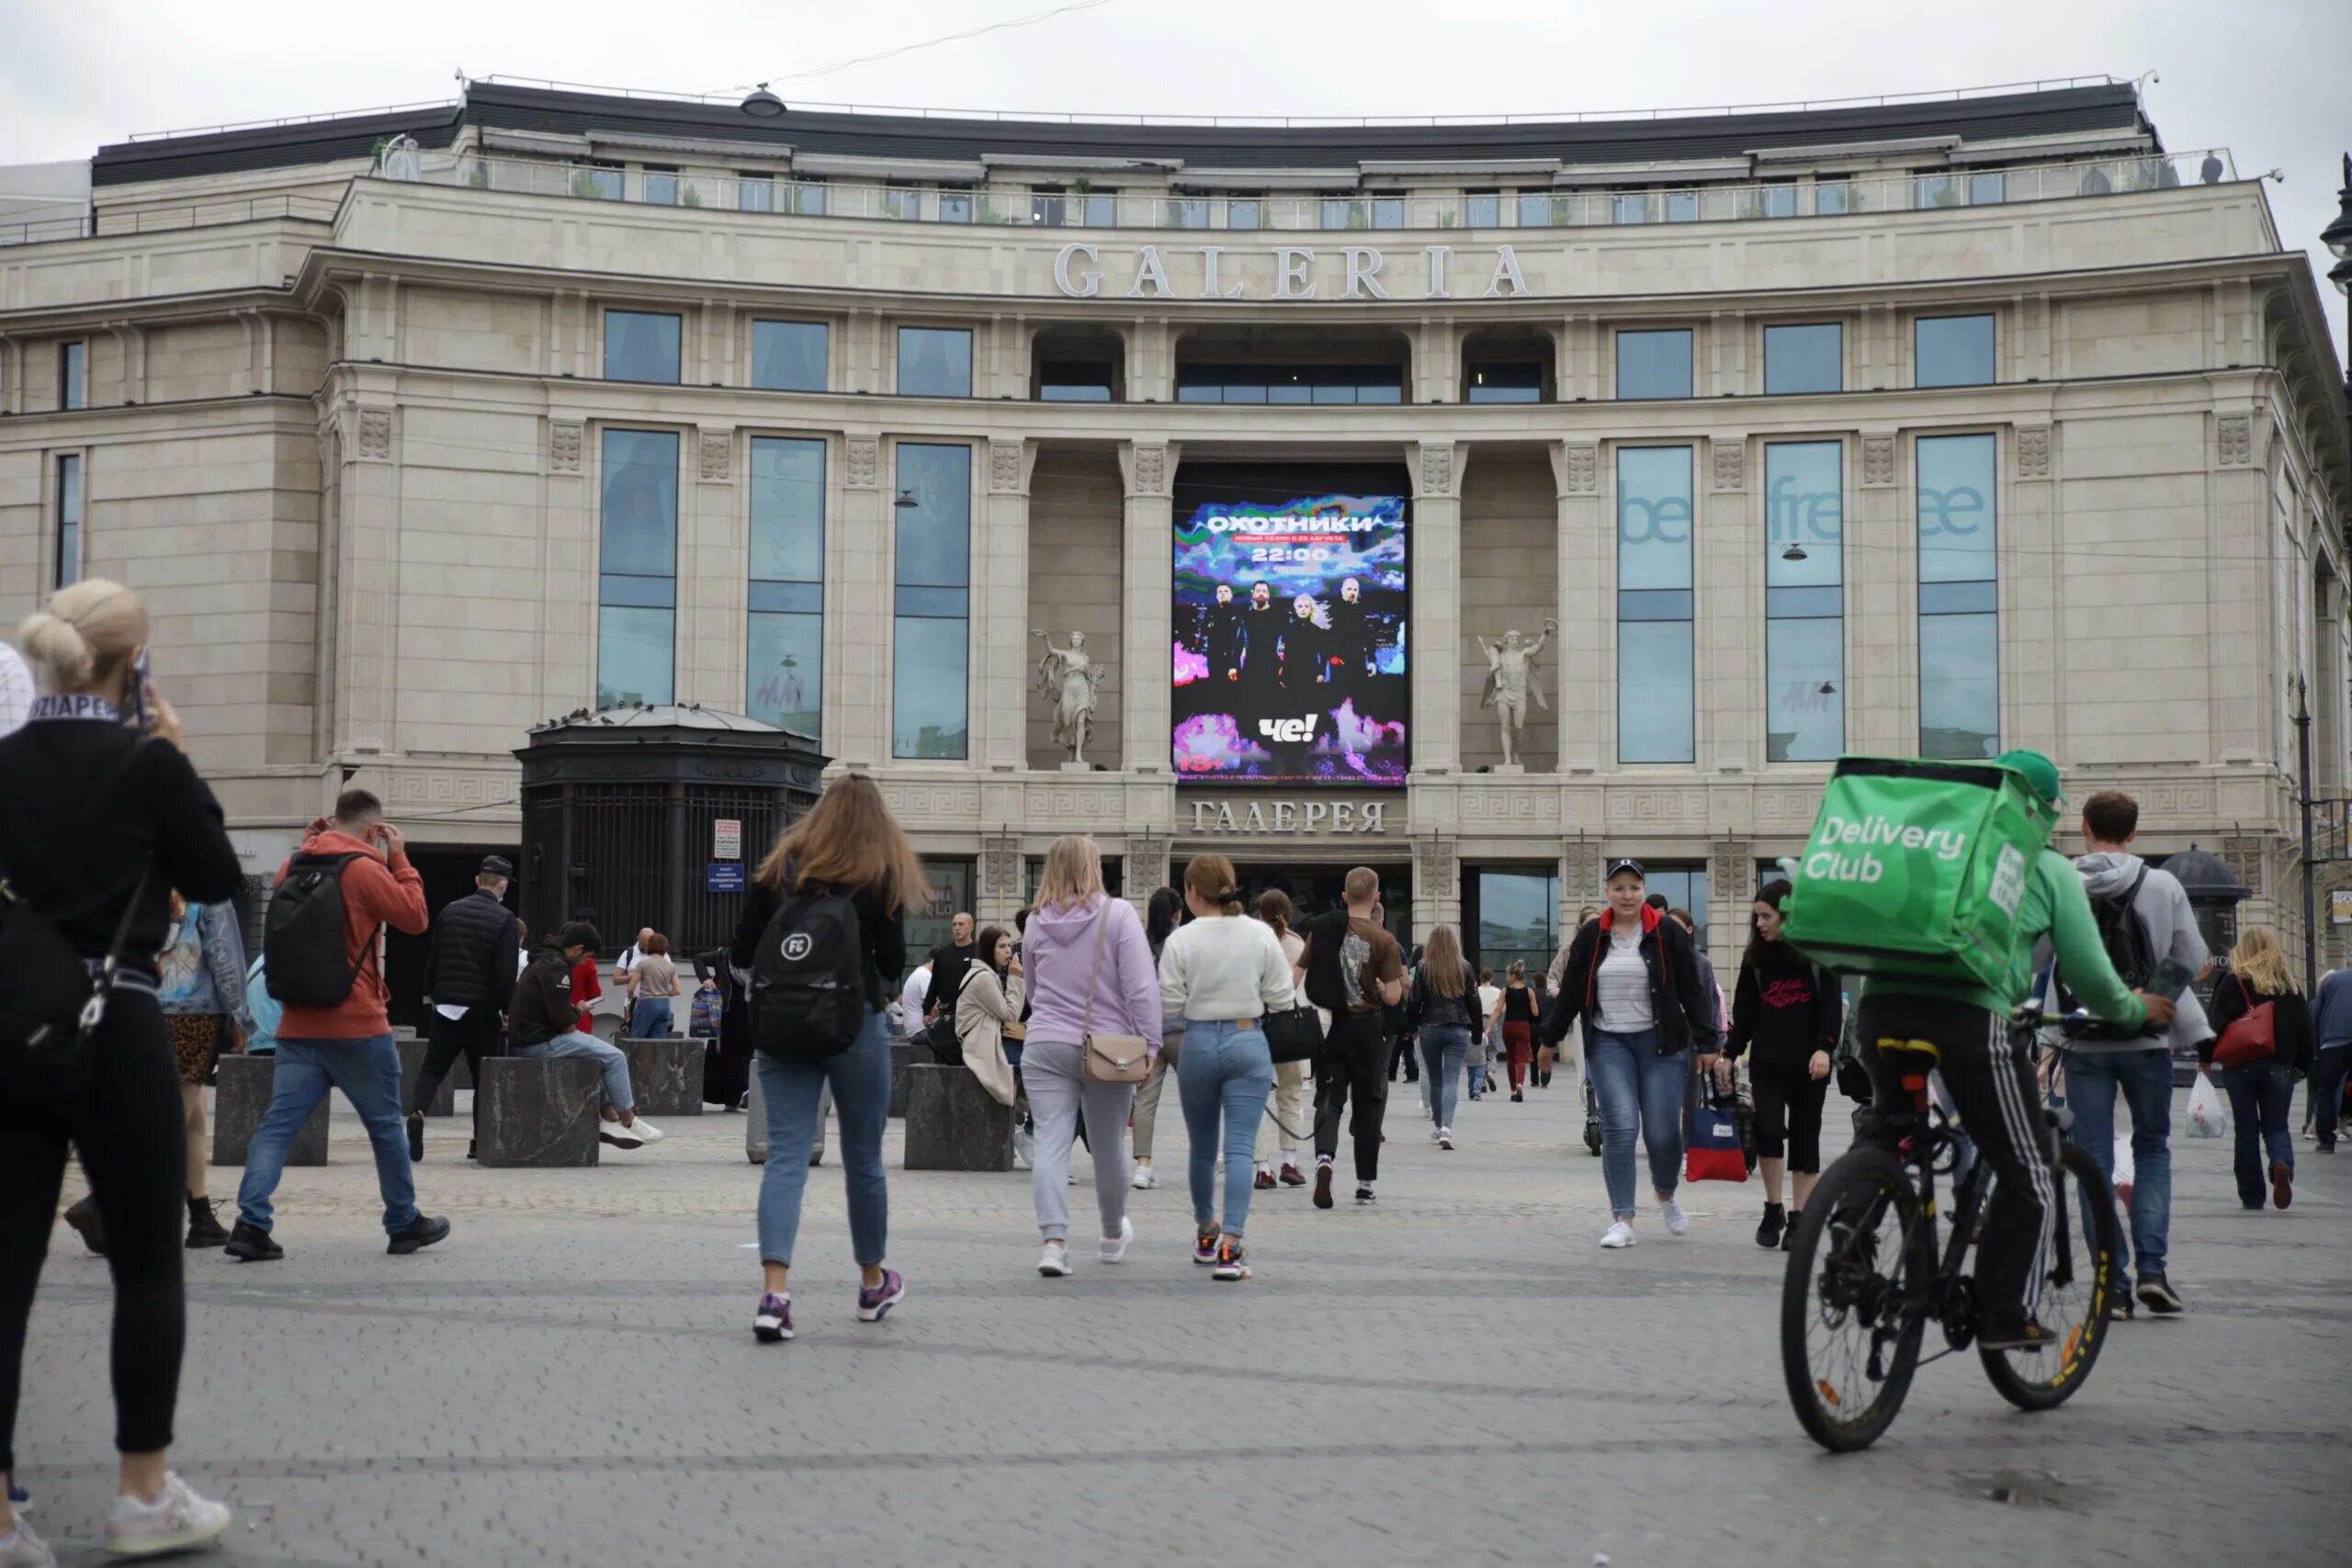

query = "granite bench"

[
  {"left": 903, "top": 1063, "right": 1014, "bottom": 1171},
  {"left": 621, "top": 1035, "right": 706, "bottom": 1117},
  {"left": 476, "top": 1056, "right": 603, "bottom": 1168},
  {"left": 209, "top": 1053, "right": 329, "bottom": 1167}
]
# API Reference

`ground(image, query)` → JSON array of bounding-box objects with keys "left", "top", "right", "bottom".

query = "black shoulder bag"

[{"left": 0, "top": 862, "right": 153, "bottom": 1061}]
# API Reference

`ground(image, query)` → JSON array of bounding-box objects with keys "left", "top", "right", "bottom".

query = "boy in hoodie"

[
  {"left": 228, "top": 791, "right": 450, "bottom": 1261},
  {"left": 2050, "top": 789, "right": 2208, "bottom": 1317},
  {"left": 510, "top": 921, "right": 665, "bottom": 1149}
]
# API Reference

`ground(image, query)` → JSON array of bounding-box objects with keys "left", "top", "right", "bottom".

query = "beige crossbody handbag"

[{"left": 1078, "top": 902, "right": 1150, "bottom": 1084}]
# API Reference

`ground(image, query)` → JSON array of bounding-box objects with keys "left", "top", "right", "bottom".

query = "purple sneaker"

[
  {"left": 753, "top": 1292, "right": 793, "bottom": 1343},
  {"left": 856, "top": 1269, "right": 906, "bottom": 1323}
]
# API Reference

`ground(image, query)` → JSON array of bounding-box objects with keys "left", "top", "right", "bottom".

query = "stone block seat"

[
  {"left": 477, "top": 1056, "right": 603, "bottom": 1168},
  {"left": 890, "top": 1038, "right": 922, "bottom": 1118},
  {"left": 621, "top": 1035, "right": 705, "bottom": 1116},
  {"left": 209, "top": 1053, "right": 328, "bottom": 1167},
  {"left": 903, "top": 1062, "right": 1015, "bottom": 1171},
  {"left": 396, "top": 1034, "right": 458, "bottom": 1118}
]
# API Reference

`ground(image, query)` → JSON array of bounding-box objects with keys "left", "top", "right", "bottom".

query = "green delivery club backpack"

[{"left": 1780, "top": 756, "right": 2059, "bottom": 995}]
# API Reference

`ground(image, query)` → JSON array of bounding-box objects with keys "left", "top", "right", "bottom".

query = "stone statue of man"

[
  {"left": 1032, "top": 628, "right": 1108, "bottom": 764},
  {"left": 1479, "top": 618, "right": 1557, "bottom": 768}
]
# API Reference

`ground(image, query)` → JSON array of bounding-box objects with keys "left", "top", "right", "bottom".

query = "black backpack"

[
  {"left": 2057, "top": 866, "right": 2158, "bottom": 1036},
  {"left": 264, "top": 851, "right": 368, "bottom": 1009},
  {"left": 1303, "top": 909, "right": 1349, "bottom": 1012},
  {"left": 751, "top": 887, "right": 866, "bottom": 1060}
]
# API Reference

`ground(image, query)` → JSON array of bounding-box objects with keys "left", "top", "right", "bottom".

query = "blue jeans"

[
  {"left": 2218, "top": 1061, "right": 2297, "bottom": 1208},
  {"left": 1177, "top": 1020, "right": 1273, "bottom": 1236},
  {"left": 629, "top": 997, "right": 673, "bottom": 1038},
  {"left": 236, "top": 1034, "right": 417, "bottom": 1235},
  {"left": 755, "top": 1009, "right": 891, "bottom": 1267},
  {"left": 1419, "top": 1025, "right": 1470, "bottom": 1129},
  {"left": 2312, "top": 1045, "right": 2348, "bottom": 1145},
  {"left": 2059, "top": 1046, "right": 2173, "bottom": 1279},
  {"left": 516, "top": 1030, "right": 634, "bottom": 1113},
  {"left": 1585, "top": 1029, "right": 1688, "bottom": 1220}
]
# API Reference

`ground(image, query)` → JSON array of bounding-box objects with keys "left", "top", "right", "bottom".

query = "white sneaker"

[
  {"left": 1012, "top": 1126, "right": 1035, "bottom": 1170},
  {"left": 104, "top": 1472, "right": 231, "bottom": 1557},
  {"left": 1438, "top": 1128, "right": 1455, "bottom": 1150},
  {"left": 626, "top": 1117, "right": 665, "bottom": 1145},
  {"left": 1428, "top": 1124, "right": 1442, "bottom": 1142},
  {"left": 1099, "top": 1214, "right": 1135, "bottom": 1264},
  {"left": 1132, "top": 1164, "right": 1156, "bottom": 1190},
  {"left": 0, "top": 1522, "right": 54, "bottom": 1568},
  {"left": 1600, "top": 1221, "right": 1637, "bottom": 1248},
  {"left": 1037, "top": 1243, "right": 1072, "bottom": 1277},
  {"left": 598, "top": 1119, "right": 644, "bottom": 1148},
  {"left": 1660, "top": 1199, "right": 1690, "bottom": 1237}
]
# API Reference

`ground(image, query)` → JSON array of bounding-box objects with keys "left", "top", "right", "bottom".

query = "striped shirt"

[{"left": 1594, "top": 926, "right": 1655, "bottom": 1032}]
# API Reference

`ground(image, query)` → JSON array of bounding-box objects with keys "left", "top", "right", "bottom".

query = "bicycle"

[{"left": 1780, "top": 1008, "right": 2123, "bottom": 1452}]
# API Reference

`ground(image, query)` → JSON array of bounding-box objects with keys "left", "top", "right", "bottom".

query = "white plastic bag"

[
  {"left": 2111, "top": 1132, "right": 2135, "bottom": 1199},
  {"left": 2186, "top": 1073, "right": 2230, "bottom": 1139}
]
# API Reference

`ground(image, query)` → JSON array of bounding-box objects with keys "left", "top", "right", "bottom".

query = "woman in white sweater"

[{"left": 1158, "top": 852, "right": 1295, "bottom": 1280}]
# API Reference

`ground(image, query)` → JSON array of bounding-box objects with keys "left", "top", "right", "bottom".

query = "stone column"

[
  {"left": 1849, "top": 431, "right": 1908, "bottom": 757},
  {"left": 541, "top": 419, "right": 594, "bottom": 716},
  {"left": 1415, "top": 834, "right": 1462, "bottom": 931},
  {"left": 1702, "top": 434, "right": 1753, "bottom": 772},
  {"left": 1411, "top": 441, "right": 1464, "bottom": 776},
  {"left": 829, "top": 434, "right": 888, "bottom": 771},
  {"left": 684, "top": 426, "right": 741, "bottom": 710},
  {"left": 2006, "top": 425, "right": 2057, "bottom": 750},
  {"left": 1553, "top": 441, "right": 1607, "bottom": 773},
  {"left": 1119, "top": 440, "right": 1178, "bottom": 774},
  {"left": 978, "top": 438, "right": 1035, "bottom": 773},
  {"left": 337, "top": 402, "right": 399, "bottom": 754}
]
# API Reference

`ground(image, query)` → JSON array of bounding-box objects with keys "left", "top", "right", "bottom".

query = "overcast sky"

[{"left": 3, "top": 0, "right": 2346, "bottom": 344}]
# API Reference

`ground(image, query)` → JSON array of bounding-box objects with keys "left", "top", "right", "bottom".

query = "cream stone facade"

[{"left": 2, "top": 79, "right": 2346, "bottom": 976}]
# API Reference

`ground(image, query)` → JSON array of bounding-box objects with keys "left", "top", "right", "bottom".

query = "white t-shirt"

[
  {"left": 1476, "top": 983, "right": 1502, "bottom": 1025},
  {"left": 1594, "top": 925, "right": 1655, "bottom": 1032},
  {"left": 898, "top": 965, "right": 933, "bottom": 1031}
]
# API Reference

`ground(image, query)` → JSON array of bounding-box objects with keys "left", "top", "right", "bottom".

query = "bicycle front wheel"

[
  {"left": 1980, "top": 1138, "right": 2122, "bottom": 1411},
  {"left": 1781, "top": 1145, "right": 1929, "bottom": 1452}
]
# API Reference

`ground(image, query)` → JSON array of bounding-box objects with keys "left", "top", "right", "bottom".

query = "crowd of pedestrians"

[{"left": 3, "top": 577, "right": 2345, "bottom": 1562}]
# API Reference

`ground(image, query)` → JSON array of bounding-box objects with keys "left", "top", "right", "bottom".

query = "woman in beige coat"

[{"left": 955, "top": 924, "right": 1022, "bottom": 1108}]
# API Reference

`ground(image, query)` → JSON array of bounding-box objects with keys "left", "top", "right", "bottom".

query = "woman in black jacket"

[
  {"left": 0, "top": 581, "right": 242, "bottom": 1559},
  {"left": 1724, "top": 881, "right": 1842, "bottom": 1250},
  {"left": 2199, "top": 924, "right": 2316, "bottom": 1213},
  {"left": 729, "top": 773, "right": 918, "bottom": 1344},
  {"left": 1539, "top": 859, "right": 1718, "bottom": 1248}
]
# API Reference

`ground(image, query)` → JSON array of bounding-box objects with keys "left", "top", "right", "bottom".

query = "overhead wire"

[{"left": 715, "top": 0, "right": 1121, "bottom": 93}]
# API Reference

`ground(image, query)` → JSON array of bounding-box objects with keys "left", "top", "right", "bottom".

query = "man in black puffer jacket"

[{"left": 407, "top": 855, "right": 520, "bottom": 1160}]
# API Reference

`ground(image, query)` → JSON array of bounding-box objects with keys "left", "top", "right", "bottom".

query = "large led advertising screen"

[{"left": 1171, "top": 467, "right": 1409, "bottom": 784}]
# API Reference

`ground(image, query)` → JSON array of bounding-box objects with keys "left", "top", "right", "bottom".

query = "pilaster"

[
  {"left": 978, "top": 437, "right": 1036, "bottom": 772},
  {"left": 828, "top": 434, "right": 887, "bottom": 770},
  {"left": 684, "top": 424, "right": 741, "bottom": 712},
  {"left": 1554, "top": 440, "right": 1607, "bottom": 772},
  {"left": 1411, "top": 440, "right": 1463, "bottom": 776},
  {"left": 1118, "top": 439, "right": 1177, "bottom": 773}
]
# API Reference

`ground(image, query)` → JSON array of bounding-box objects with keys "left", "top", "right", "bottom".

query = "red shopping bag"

[{"left": 1685, "top": 1077, "right": 1749, "bottom": 1183}]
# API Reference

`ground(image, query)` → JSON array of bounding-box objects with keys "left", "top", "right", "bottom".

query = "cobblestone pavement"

[{"left": 17, "top": 1066, "right": 2346, "bottom": 1567}]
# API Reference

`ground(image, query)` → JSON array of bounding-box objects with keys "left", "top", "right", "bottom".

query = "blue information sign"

[{"left": 707, "top": 862, "right": 747, "bottom": 894}]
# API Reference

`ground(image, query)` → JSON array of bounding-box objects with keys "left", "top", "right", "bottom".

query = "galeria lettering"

[{"left": 1805, "top": 815, "right": 1968, "bottom": 884}]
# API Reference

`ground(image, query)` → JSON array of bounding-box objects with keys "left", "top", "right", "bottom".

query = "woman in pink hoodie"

[{"left": 1017, "top": 835, "right": 1161, "bottom": 1277}]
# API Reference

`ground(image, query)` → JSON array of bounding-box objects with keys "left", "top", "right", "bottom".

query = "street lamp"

[
  {"left": 741, "top": 85, "right": 786, "bottom": 118},
  {"left": 2327, "top": 152, "right": 2352, "bottom": 416}
]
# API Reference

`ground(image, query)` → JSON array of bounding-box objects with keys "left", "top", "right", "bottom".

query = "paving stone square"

[{"left": 17, "top": 1068, "right": 2346, "bottom": 1567}]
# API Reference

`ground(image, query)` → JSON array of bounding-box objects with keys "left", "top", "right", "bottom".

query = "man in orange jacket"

[{"left": 227, "top": 789, "right": 451, "bottom": 1260}]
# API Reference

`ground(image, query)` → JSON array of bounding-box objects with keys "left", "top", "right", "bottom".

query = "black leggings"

[
  {"left": 1750, "top": 1059, "right": 1830, "bottom": 1172},
  {"left": 0, "top": 991, "right": 187, "bottom": 1473}
]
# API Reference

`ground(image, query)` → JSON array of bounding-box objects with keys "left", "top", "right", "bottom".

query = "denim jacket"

[{"left": 159, "top": 900, "right": 257, "bottom": 1036}]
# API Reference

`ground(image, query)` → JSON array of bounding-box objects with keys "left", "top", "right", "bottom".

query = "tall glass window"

[
  {"left": 1915, "top": 314, "right": 1995, "bottom": 389},
  {"left": 747, "top": 437, "right": 825, "bottom": 739},
  {"left": 1764, "top": 322, "right": 1842, "bottom": 395},
  {"left": 1471, "top": 868, "right": 1561, "bottom": 983},
  {"left": 1617, "top": 446, "right": 1696, "bottom": 764},
  {"left": 1616, "top": 329, "right": 1693, "bottom": 400},
  {"left": 604, "top": 310, "right": 681, "bottom": 384},
  {"left": 1917, "top": 434, "right": 1999, "bottom": 759},
  {"left": 898, "top": 327, "right": 972, "bottom": 398},
  {"left": 892, "top": 444, "right": 970, "bottom": 760},
  {"left": 1764, "top": 441, "right": 1844, "bottom": 762},
  {"left": 597, "top": 430, "right": 679, "bottom": 709},
  {"left": 60, "top": 342, "right": 85, "bottom": 411},
  {"left": 906, "top": 859, "right": 974, "bottom": 972},
  {"left": 54, "top": 454, "right": 81, "bottom": 588},
  {"left": 751, "top": 320, "right": 827, "bottom": 392}
]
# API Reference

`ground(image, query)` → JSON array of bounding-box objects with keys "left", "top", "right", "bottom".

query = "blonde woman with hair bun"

[{"left": 0, "top": 580, "right": 244, "bottom": 1559}]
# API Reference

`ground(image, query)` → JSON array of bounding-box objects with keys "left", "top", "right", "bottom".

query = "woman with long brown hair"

[
  {"left": 1488, "top": 960, "right": 1539, "bottom": 1100},
  {"left": 2200, "top": 924, "right": 2316, "bottom": 1212},
  {"left": 1407, "top": 925, "right": 1476, "bottom": 1149},
  {"left": 730, "top": 773, "right": 923, "bottom": 1342}
]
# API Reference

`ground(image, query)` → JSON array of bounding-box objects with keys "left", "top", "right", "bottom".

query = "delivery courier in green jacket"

[{"left": 1786, "top": 749, "right": 2174, "bottom": 1352}]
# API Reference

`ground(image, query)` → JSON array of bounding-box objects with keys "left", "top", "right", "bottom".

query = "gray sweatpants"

[{"left": 1022, "top": 1039, "right": 1136, "bottom": 1243}]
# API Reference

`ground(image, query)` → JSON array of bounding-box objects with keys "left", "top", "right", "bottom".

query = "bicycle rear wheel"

[
  {"left": 1781, "top": 1145, "right": 1929, "bottom": 1452},
  {"left": 1980, "top": 1139, "right": 2121, "bottom": 1410}
]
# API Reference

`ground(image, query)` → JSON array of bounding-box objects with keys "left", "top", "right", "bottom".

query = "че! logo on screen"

[{"left": 1259, "top": 714, "right": 1318, "bottom": 744}]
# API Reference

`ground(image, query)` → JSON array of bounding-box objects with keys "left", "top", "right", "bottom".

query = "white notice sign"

[{"left": 714, "top": 818, "right": 741, "bottom": 861}]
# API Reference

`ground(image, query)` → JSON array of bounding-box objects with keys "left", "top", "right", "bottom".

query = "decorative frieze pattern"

[
  {"left": 1860, "top": 435, "right": 1894, "bottom": 487},
  {"left": 845, "top": 437, "right": 879, "bottom": 490},
  {"left": 1418, "top": 444, "right": 1454, "bottom": 498},
  {"left": 549, "top": 421, "right": 582, "bottom": 473},
  {"left": 698, "top": 430, "right": 732, "bottom": 481},
  {"left": 1130, "top": 443, "right": 1169, "bottom": 496},
  {"left": 989, "top": 440, "right": 1025, "bottom": 493},
  {"left": 356, "top": 407, "right": 391, "bottom": 460},
  {"left": 2016, "top": 425, "right": 2051, "bottom": 479},
  {"left": 1563, "top": 443, "right": 1599, "bottom": 493},
  {"left": 383, "top": 771, "right": 517, "bottom": 808},
  {"left": 1417, "top": 836, "right": 1459, "bottom": 899},
  {"left": 1712, "top": 441, "right": 1745, "bottom": 491},
  {"left": 2217, "top": 414, "right": 2253, "bottom": 467},
  {"left": 1712, "top": 839, "right": 1754, "bottom": 908},
  {"left": 980, "top": 834, "right": 1021, "bottom": 903}
]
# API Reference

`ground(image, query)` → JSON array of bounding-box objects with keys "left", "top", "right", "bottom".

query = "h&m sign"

[
  {"left": 1189, "top": 798, "right": 1395, "bottom": 835},
  {"left": 1054, "top": 243, "right": 1530, "bottom": 301}
]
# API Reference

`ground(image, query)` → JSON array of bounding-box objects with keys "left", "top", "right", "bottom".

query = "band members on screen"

[
  {"left": 1243, "top": 581, "right": 1281, "bottom": 696},
  {"left": 1206, "top": 584, "right": 1245, "bottom": 682},
  {"left": 1324, "top": 577, "right": 1374, "bottom": 700}
]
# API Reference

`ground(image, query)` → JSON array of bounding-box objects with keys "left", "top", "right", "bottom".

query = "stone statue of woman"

[{"left": 1032, "top": 628, "right": 1108, "bottom": 764}]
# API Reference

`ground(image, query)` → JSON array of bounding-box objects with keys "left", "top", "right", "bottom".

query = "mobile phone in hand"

[
  {"left": 121, "top": 648, "right": 153, "bottom": 732},
  {"left": 2148, "top": 956, "right": 2194, "bottom": 1000}
]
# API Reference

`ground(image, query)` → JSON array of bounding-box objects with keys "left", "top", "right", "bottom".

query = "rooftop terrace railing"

[{"left": 0, "top": 192, "right": 340, "bottom": 247}]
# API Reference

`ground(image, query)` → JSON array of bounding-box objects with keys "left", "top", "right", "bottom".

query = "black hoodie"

[
  {"left": 1726, "top": 940, "right": 1842, "bottom": 1072},
  {"left": 509, "top": 941, "right": 586, "bottom": 1049}
]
